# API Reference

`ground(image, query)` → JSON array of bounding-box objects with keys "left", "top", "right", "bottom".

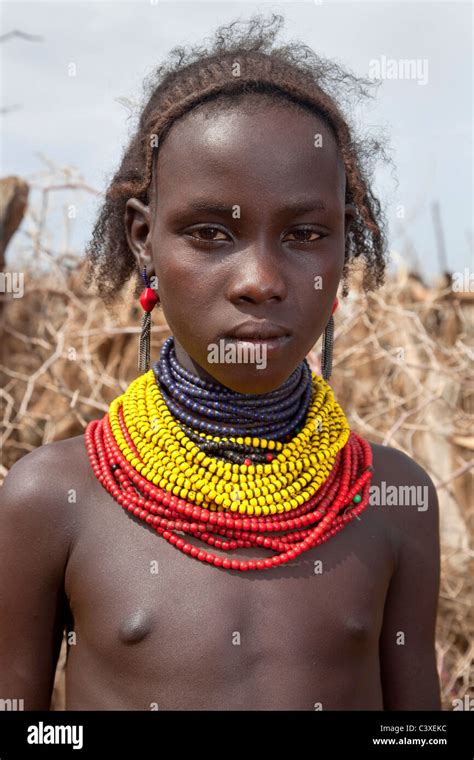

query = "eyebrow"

[
  {"left": 186, "top": 201, "right": 235, "bottom": 214},
  {"left": 184, "top": 199, "right": 328, "bottom": 214}
]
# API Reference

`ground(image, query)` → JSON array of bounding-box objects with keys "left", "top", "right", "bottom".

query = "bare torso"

[
  {"left": 61, "top": 435, "right": 395, "bottom": 710},
  {"left": 0, "top": 432, "right": 440, "bottom": 711}
]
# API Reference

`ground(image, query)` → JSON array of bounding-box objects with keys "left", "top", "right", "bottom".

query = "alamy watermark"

[
  {"left": 27, "top": 721, "right": 83, "bottom": 750},
  {"left": 0, "top": 697, "right": 24, "bottom": 710},
  {"left": 452, "top": 268, "right": 474, "bottom": 293},
  {"left": 370, "top": 481, "right": 429, "bottom": 512},
  {"left": 0, "top": 271, "right": 24, "bottom": 298},
  {"left": 368, "top": 56, "right": 429, "bottom": 86},
  {"left": 208, "top": 339, "right": 267, "bottom": 370}
]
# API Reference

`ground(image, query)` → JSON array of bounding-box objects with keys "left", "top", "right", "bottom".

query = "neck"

[
  {"left": 173, "top": 338, "right": 221, "bottom": 386},
  {"left": 152, "top": 335, "right": 313, "bottom": 444}
]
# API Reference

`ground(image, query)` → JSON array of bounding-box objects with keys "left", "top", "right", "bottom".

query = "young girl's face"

[{"left": 126, "top": 97, "right": 354, "bottom": 394}]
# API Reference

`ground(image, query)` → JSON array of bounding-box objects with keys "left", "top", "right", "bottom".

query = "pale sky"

[{"left": 2, "top": 0, "right": 472, "bottom": 279}]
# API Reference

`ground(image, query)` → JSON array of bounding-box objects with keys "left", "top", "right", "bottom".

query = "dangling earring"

[
  {"left": 138, "top": 266, "right": 159, "bottom": 372},
  {"left": 321, "top": 298, "right": 338, "bottom": 382}
]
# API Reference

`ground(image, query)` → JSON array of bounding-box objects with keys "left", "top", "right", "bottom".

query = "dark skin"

[{"left": 0, "top": 99, "right": 441, "bottom": 710}]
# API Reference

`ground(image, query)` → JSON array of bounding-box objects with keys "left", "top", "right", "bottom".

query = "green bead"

[{"left": 353, "top": 493, "right": 362, "bottom": 504}]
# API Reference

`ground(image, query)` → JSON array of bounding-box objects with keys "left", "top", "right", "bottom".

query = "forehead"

[{"left": 152, "top": 96, "right": 346, "bottom": 207}]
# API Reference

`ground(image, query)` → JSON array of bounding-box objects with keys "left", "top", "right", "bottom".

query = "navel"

[{"left": 118, "top": 609, "right": 154, "bottom": 644}]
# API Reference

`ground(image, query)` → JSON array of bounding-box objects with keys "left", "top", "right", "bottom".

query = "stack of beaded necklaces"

[{"left": 85, "top": 336, "right": 374, "bottom": 572}]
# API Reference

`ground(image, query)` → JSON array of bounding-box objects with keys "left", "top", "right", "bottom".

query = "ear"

[
  {"left": 124, "top": 198, "right": 155, "bottom": 276},
  {"left": 344, "top": 203, "right": 357, "bottom": 241}
]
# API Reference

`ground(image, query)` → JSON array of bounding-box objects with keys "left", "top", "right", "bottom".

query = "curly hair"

[{"left": 84, "top": 13, "right": 391, "bottom": 310}]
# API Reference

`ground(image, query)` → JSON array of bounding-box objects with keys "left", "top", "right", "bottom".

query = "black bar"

[{"left": 0, "top": 710, "right": 472, "bottom": 757}]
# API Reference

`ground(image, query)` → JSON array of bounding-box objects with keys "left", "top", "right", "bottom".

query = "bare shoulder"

[
  {"left": 369, "top": 441, "right": 439, "bottom": 502},
  {"left": 2, "top": 433, "right": 92, "bottom": 497},
  {"left": 0, "top": 434, "right": 92, "bottom": 552},
  {"left": 370, "top": 441, "right": 437, "bottom": 485},
  {"left": 368, "top": 440, "right": 440, "bottom": 557}
]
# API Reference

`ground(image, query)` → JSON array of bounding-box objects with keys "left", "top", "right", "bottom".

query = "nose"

[{"left": 226, "top": 243, "right": 288, "bottom": 306}]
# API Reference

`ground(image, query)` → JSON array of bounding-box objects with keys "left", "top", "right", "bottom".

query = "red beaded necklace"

[{"left": 84, "top": 408, "right": 373, "bottom": 572}]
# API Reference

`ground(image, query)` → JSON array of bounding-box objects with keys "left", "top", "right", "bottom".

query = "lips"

[{"left": 225, "top": 321, "right": 291, "bottom": 341}]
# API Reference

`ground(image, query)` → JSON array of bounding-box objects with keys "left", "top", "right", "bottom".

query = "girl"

[{"left": 0, "top": 15, "right": 441, "bottom": 710}]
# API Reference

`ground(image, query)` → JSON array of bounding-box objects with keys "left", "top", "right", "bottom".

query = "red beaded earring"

[
  {"left": 321, "top": 298, "right": 338, "bottom": 382},
  {"left": 138, "top": 266, "right": 159, "bottom": 372}
]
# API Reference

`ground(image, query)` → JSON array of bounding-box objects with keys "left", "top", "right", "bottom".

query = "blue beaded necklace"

[{"left": 152, "top": 336, "right": 313, "bottom": 464}]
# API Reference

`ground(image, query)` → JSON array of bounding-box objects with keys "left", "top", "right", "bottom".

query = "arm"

[
  {"left": 378, "top": 450, "right": 441, "bottom": 710},
  {"left": 0, "top": 443, "right": 75, "bottom": 710}
]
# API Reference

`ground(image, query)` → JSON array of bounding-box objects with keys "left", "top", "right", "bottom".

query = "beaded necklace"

[
  {"left": 84, "top": 337, "right": 374, "bottom": 571},
  {"left": 153, "top": 337, "right": 313, "bottom": 463}
]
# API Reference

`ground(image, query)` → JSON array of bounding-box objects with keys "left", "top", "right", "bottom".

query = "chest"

[{"left": 64, "top": 482, "right": 393, "bottom": 677}]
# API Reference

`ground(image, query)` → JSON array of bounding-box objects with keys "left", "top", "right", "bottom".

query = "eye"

[
  {"left": 284, "top": 227, "right": 323, "bottom": 243},
  {"left": 187, "top": 226, "right": 229, "bottom": 242}
]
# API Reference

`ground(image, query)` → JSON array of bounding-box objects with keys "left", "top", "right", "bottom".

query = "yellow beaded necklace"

[{"left": 108, "top": 368, "right": 350, "bottom": 517}]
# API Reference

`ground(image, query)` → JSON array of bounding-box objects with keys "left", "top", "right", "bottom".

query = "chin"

[{"left": 206, "top": 362, "right": 298, "bottom": 395}]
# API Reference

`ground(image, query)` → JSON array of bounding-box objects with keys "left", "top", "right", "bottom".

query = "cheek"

[
  {"left": 155, "top": 251, "right": 194, "bottom": 282},
  {"left": 153, "top": 249, "right": 201, "bottom": 305},
  {"left": 290, "top": 249, "right": 344, "bottom": 305},
  {"left": 151, "top": 250, "right": 219, "bottom": 338}
]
